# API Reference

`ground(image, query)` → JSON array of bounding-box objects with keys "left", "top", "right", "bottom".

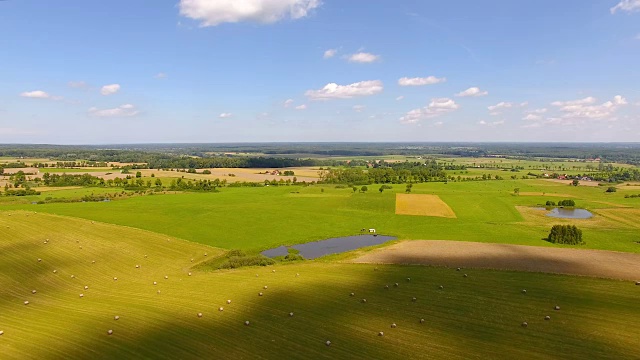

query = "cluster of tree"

[
  {"left": 319, "top": 161, "right": 447, "bottom": 185},
  {"left": 548, "top": 225, "right": 584, "bottom": 245},
  {"left": 546, "top": 199, "right": 576, "bottom": 207},
  {"left": 146, "top": 156, "right": 336, "bottom": 170},
  {"left": 624, "top": 194, "right": 640, "bottom": 198},
  {"left": 168, "top": 178, "right": 225, "bottom": 191},
  {"left": 3, "top": 187, "right": 40, "bottom": 196},
  {"left": 42, "top": 173, "right": 103, "bottom": 187}
]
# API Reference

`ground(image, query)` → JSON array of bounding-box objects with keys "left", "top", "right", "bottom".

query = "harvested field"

[
  {"left": 395, "top": 194, "right": 456, "bottom": 218},
  {"left": 595, "top": 208, "right": 640, "bottom": 229},
  {"left": 138, "top": 169, "right": 318, "bottom": 183},
  {"left": 542, "top": 179, "right": 601, "bottom": 187},
  {"left": 351, "top": 240, "right": 640, "bottom": 281}
]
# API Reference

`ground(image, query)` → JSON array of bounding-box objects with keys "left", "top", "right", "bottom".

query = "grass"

[
  {"left": 1, "top": 211, "right": 639, "bottom": 359},
  {"left": 3, "top": 179, "right": 640, "bottom": 253},
  {"left": 395, "top": 194, "right": 456, "bottom": 218}
]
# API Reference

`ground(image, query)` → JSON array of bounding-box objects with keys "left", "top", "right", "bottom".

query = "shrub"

[
  {"left": 548, "top": 225, "right": 584, "bottom": 245},
  {"left": 545, "top": 200, "right": 556, "bottom": 206},
  {"left": 605, "top": 187, "right": 617, "bottom": 193},
  {"left": 558, "top": 199, "right": 575, "bottom": 207}
]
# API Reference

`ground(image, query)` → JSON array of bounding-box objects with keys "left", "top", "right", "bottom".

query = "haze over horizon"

[{"left": 1, "top": 0, "right": 639, "bottom": 144}]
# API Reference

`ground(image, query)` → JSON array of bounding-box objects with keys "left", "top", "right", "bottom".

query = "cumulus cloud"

[
  {"left": 219, "top": 112, "right": 233, "bottom": 118},
  {"left": 610, "top": 0, "right": 640, "bottom": 13},
  {"left": 20, "top": 90, "right": 57, "bottom": 99},
  {"left": 283, "top": 99, "right": 294, "bottom": 108},
  {"left": 305, "top": 80, "right": 383, "bottom": 100},
  {"left": 552, "top": 95, "right": 627, "bottom": 121},
  {"left": 68, "top": 81, "right": 87, "bottom": 89},
  {"left": 479, "top": 120, "right": 505, "bottom": 127},
  {"left": 398, "top": 76, "right": 446, "bottom": 86},
  {"left": 154, "top": 73, "right": 168, "bottom": 79},
  {"left": 399, "top": 98, "right": 459, "bottom": 124},
  {"left": 487, "top": 102, "right": 513, "bottom": 112},
  {"left": 88, "top": 104, "right": 139, "bottom": 118},
  {"left": 522, "top": 114, "right": 542, "bottom": 121},
  {"left": 100, "top": 84, "right": 121, "bottom": 96},
  {"left": 179, "top": 0, "right": 321, "bottom": 27},
  {"left": 352, "top": 105, "right": 365, "bottom": 112},
  {"left": 295, "top": 104, "right": 307, "bottom": 110},
  {"left": 396, "top": 96, "right": 404, "bottom": 101},
  {"left": 346, "top": 52, "right": 380, "bottom": 63},
  {"left": 455, "top": 87, "right": 488, "bottom": 97},
  {"left": 527, "top": 108, "right": 548, "bottom": 114},
  {"left": 323, "top": 49, "right": 337, "bottom": 59}
]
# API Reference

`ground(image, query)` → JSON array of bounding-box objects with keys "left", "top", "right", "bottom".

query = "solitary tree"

[
  {"left": 360, "top": 185, "right": 368, "bottom": 193},
  {"left": 352, "top": 186, "right": 357, "bottom": 193},
  {"left": 513, "top": 188, "right": 520, "bottom": 196},
  {"left": 406, "top": 183, "right": 413, "bottom": 193},
  {"left": 135, "top": 171, "right": 142, "bottom": 178}
]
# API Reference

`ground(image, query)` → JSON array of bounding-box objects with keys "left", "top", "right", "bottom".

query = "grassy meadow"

[
  {"left": 4, "top": 178, "right": 639, "bottom": 253},
  {"left": 1, "top": 212, "right": 639, "bottom": 359}
]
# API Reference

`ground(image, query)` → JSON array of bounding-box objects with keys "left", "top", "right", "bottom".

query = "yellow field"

[{"left": 395, "top": 194, "right": 456, "bottom": 218}]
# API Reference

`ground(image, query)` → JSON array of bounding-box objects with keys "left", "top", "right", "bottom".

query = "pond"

[
  {"left": 536, "top": 207, "right": 594, "bottom": 219},
  {"left": 261, "top": 235, "right": 397, "bottom": 260}
]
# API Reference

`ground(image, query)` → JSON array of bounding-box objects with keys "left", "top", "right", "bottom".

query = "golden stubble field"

[{"left": 395, "top": 194, "right": 457, "bottom": 218}]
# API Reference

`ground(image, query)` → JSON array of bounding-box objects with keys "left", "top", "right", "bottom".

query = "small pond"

[
  {"left": 262, "top": 235, "right": 397, "bottom": 260},
  {"left": 535, "top": 207, "right": 593, "bottom": 219}
]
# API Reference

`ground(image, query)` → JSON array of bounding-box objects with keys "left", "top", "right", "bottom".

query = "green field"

[
  {"left": 1, "top": 212, "right": 639, "bottom": 359},
  {"left": 5, "top": 179, "right": 639, "bottom": 253}
]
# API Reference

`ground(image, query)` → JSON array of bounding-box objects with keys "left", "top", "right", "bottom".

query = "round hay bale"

[
  {"left": 390, "top": 323, "right": 397, "bottom": 328},
  {"left": 456, "top": 267, "right": 461, "bottom": 271},
  {"left": 188, "top": 272, "right": 192, "bottom": 276},
  {"left": 219, "top": 307, "right": 224, "bottom": 312},
  {"left": 350, "top": 292, "right": 355, "bottom": 297},
  {"left": 227, "top": 299, "right": 231, "bottom": 304},
  {"left": 43, "top": 241, "right": 47, "bottom": 244},
  {"left": 197, "top": 313, "right": 203, "bottom": 318},
  {"left": 394, "top": 283, "right": 399, "bottom": 287},
  {"left": 407, "top": 277, "right": 411, "bottom": 281},
  {"left": 361, "top": 299, "right": 367, "bottom": 303},
  {"left": 24, "top": 301, "right": 29, "bottom": 305},
  {"left": 296, "top": 273, "right": 299, "bottom": 277},
  {"left": 204, "top": 253, "right": 208, "bottom": 257},
  {"left": 245, "top": 321, "right": 250, "bottom": 326},
  {"left": 113, "top": 277, "right": 117, "bottom": 281},
  {"left": 53, "top": 270, "right": 57, "bottom": 274},
  {"left": 439, "top": 285, "right": 444, "bottom": 290},
  {"left": 164, "top": 275, "right": 168, "bottom": 279},
  {"left": 71, "top": 275, "right": 75, "bottom": 279},
  {"left": 84, "top": 286, "right": 89, "bottom": 290},
  {"left": 635, "top": 281, "right": 639, "bottom": 286},
  {"left": 107, "top": 330, "right": 113, "bottom": 335},
  {"left": 420, "top": 318, "right": 425, "bottom": 324},
  {"left": 37, "top": 258, "right": 42, "bottom": 262},
  {"left": 79, "top": 246, "right": 82, "bottom": 249},
  {"left": 190, "top": 258, "right": 193, "bottom": 262},
  {"left": 0, "top": 330, "right": 4, "bottom": 336},
  {"left": 32, "top": 290, "right": 37, "bottom": 294},
  {"left": 289, "top": 312, "right": 294, "bottom": 317},
  {"left": 412, "top": 297, "right": 417, "bottom": 302},
  {"left": 325, "top": 340, "right": 331, "bottom": 346},
  {"left": 463, "top": 274, "right": 468, "bottom": 278},
  {"left": 79, "top": 294, "right": 84, "bottom": 298},
  {"left": 554, "top": 305, "right": 560, "bottom": 311},
  {"left": 384, "top": 285, "right": 389, "bottom": 289},
  {"left": 521, "top": 322, "right": 528, "bottom": 328},
  {"left": 114, "top": 316, "right": 120, "bottom": 320},
  {"left": 544, "top": 316, "right": 551, "bottom": 320},
  {"left": 135, "top": 265, "right": 140, "bottom": 269},
  {"left": 157, "top": 290, "right": 161, "bottom": 294},
  {"left": 153, "top": 281, "right": 157, "bottom": 285},
  {"left": 259, "top": 292, "right": 263, "bottom": 296},
  {"left": 522, "top": 289, "right": 527, "bottom": 294},
  {"left": 256, "top": 274, "right": 259, "bottom": 277},
  {"left": 378, "top": 331, "right": 384, "bottom": 336},
  {"left": 92, "top": 260, "right": 95, "bottom": 264},
  {"left": 263, "top": 285, "right": 268, "bottom": 289},
  {"left": 272, "top": 270, "right": 276, "bottom": 273},
  {"left": 144, "top": 255, "right": 148, "bottom": 258}
]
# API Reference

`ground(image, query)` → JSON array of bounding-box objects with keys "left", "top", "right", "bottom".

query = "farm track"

[{"left": 350, "top": 240, "right": 640, "bottom": 281}]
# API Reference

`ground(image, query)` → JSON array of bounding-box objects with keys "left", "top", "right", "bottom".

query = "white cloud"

[
  {"left": 396, "top": 96, "right": 404, "bottom": 101},
  {"left": 20, "top": 90, "right": 59, "bottom": 100},
  {"left": 353, "top": 105, "right": 365, "bottom": 112},
  {"left": 527, "top": 108, "right": 548, "bottom": 114},
  {"left": 178, "top": 0, "right": 321, "bottom": 27},
  {"left": 399, "top": 98, "right": 460, "bottom": 124},
  {"left": 487, "top": 102, "right": 513, "bottom": 112},
  {"left": 346, "top": 52, "right": 380, "bottom": 63},
  {"left": 219, "top": 112, "right": 233, "bottom": 118},
  {"left": 305, "top": 80, "right": 383, "bottom": 100},
  {"left": 284, "top": 99, "right": 294, "bottom": 108},
  {"left": 455, "top": 87, "right": 488, "bottom": 97},
  {"left": 88, "top": 104, "right": 139, "bottom": 118},
  {"left": 522, "top": 114, "right": 542, "bottom": 121},
  {"left": 154, "top": 73, "right": 168, "bottom": 79},
  {"left": 398, "top": 76, "right": 446, "bottom": 86},
  {"left": 552, "top": 95, "right": 628, "bottom": 121},
  {"left": 100, "top": 84, "right": 121, "bottom": 96},
  {"left": 68, "top": 81, "right": 87, "bottom": 89},
  {"left": 295, "top": 104, "right": 307, "bottom": 110},
  {"left": 611, "top": 0, "right": 640, "bottom": 13},
  {"left": 323, "top": 49, "right": 337, "bottom": 59}
]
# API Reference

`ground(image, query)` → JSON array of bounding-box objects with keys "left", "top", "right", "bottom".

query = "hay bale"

[
  {"left": 439, "top": 285, "right": 444, "bottom": 290},
  {"left": 79, "top": 294, "right": 84, "bottom": 298},
  {"left": 407, "top": 277, "right": 411, "bottom": 282},
  {"left": 219, "top": 307, "right": 224, "bottom": 312},
  {"left": 157, "top": 290, "right": 161, "bottom": 294},
  {"left": 84, "top": 286, "right": 89, "bottom": 290},
  {"left": 32, "top": 290, "right": 37, "bottom": 294},
  {"left": 113, "top": 277, "right": 117, "bottom": 281},
  {"left": 384, "top": 285, "right": 389, "bottom": 289},
  {"left": 197, "top": 313, "right": 203, "bottom": 318},
  {"left": 144, "top": 255, "right": 148, "bottom": 258},
  {"left": 635, "top": 281, "right": 639, "bottom": 286},
  {"left": 53, "top": 270, "right": 57, "bottom": 274},
  {"left": 263, "top": 285, "right": 268, "bottom": 289},
  {"left": 24, "top": 301, "right": 29, "bottom": 305},
  {"left": 245, "top": 321, "right": 250, "bottom": 326},
  {"left": 463, "top": 274, "right": 468, "bottom": 278},
  {"left": 0, "top": 331, "right": 3, "bottom": 336},
  {"left": 350, "top": 292, "right": 355, "bottom": 297},
  {"left": 188, "top": 272, "right": 192, "bottom": 276},
  {"left": 259, "top": 292, "right": 263, "bottom": 296},
  {"left": 190, "top": 258, "right": 194, "bottom": 262},
  {"left": 272, "top": 270, "right": 276, "bottom": 273},
  {"left": 204, "top": 253, "right": 208, "bottom": 256},
  {"left": 71, "top": 275, "right": 75, "bottom": 279},
  {"left": 296, "top": 273, "right": 299, "bottom": 277},
  {"left": 79, "top": 246, "right": 82, "bottom": 249},
  {"left": 227, "top": 300, "right": 231, "bottom": 304},
  {"left": 554, "top": 305, "right": 560, "bottom": 311},
  {"left": 289, "top": 312, "right": 294, "bottom": 317},
  {"left": 412, "top": 297, "right": 417, "bottom": 302},
  {"left": 544, "top": 316, "right": 551, "bottom": 320},
  {"left": 153, "top": 281, "right": 157, "bottom": 285},
  {"left": 522, "top": 289, "right": 527, "bottom": 294},
  {"left": 92, "top": 260, "right": 95, "bottom": 264},
  {"left": 135, "top": 265, "right": 140, "bottom": 269},
  {"left": 378, "top": 331, "right": 384, "bottom": 336},
  {"left": 37, "top": 258, "right": 42, "bottom": 262},
  {"left": 164, "top": 275, "right": 168, "bottom": 279},
  {"left": 325, "top": 340, "right": 331, "bottom": 346},
  {"left": 107, "top": 330, "right": 113, "bottom": 335},
  {"left": 114, "top": 316, "right": 120, "bottom": 320},
  {"left": 456, "top": 267, "right": 461, "bottom": 271},
  {"left": 394, "top": 283, "right": 399, "bottom": 287},
  {"left": 361, "top": 299, "right": 367, "bottom": 303},
  {"left": 521, "top": 322, "right": 528, "bottom": 328},
  {"left": 420, "top": 318, "right": 425, "bottom": 324},
  {"left": 390, "top": 323, "right": 397, "bottom": 328}
]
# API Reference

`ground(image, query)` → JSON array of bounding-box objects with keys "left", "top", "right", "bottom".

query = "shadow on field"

[
  {"left": 47, "top": 263, "right": 640, "bottom": 360},
  {"left": 351, "top": 240, "right": 640, "bottom": 281}
]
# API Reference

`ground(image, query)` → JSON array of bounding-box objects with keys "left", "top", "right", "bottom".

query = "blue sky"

[{"left": 1, "top": 0, "right": 639, "bottom": 144}]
